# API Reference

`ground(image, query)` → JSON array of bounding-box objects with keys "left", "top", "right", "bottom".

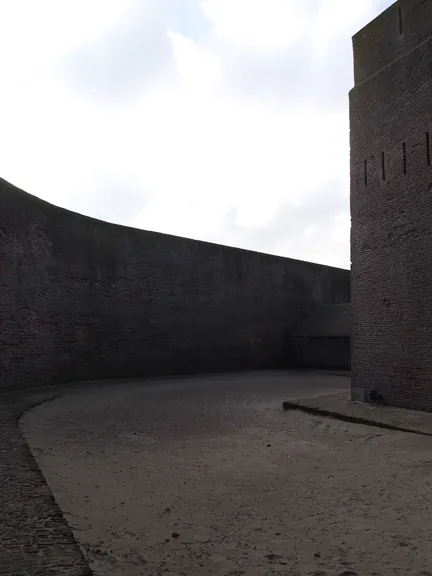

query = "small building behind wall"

[{"left": 290, "top": 303, "right": 351, "bottom": 371}]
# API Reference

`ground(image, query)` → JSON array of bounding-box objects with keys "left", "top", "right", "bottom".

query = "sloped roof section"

[{"left": 292, "top": 303, "right": 351, "bottom": 338}]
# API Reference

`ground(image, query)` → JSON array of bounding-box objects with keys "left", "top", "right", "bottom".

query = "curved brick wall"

[{"left": 0, "top": 177, "right": 349, "bottom": 392}]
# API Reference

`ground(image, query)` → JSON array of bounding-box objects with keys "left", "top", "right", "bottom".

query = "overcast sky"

[{"left": 0, "top": 0, "right": 394, "bottom": 269}]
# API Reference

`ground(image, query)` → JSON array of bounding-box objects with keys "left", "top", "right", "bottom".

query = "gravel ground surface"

[{"left": 20, "top": 371, "right": 432, "bottom": 576}]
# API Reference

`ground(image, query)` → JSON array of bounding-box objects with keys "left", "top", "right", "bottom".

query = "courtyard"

[{"left": 16, "top": 371, "right": 432, "bottom": 576}]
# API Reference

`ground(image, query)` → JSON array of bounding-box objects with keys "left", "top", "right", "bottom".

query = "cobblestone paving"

[{"left": 0, "top": 389, "right": 93, "bottom": 576}]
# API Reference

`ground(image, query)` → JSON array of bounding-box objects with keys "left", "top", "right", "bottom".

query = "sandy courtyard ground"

[{"left": 20, "top": 371, "right": 432, "bottom": 576}]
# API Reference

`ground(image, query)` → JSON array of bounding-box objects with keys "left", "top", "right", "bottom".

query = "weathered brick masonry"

[
  {"left": 0, "top": 178, "right": 349, "bottom": 393},
  {"left": 350, "top": 0, "right": 432, "bottom": 408}
]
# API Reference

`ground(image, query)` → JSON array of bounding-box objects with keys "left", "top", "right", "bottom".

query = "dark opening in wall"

[
  {"left": 427, "top": 132, "right": 431, "bottom": 166},
  {"left": 403, "top": 142, "right": 407, "bottom": 174},
  {"left": 381, "top": 151, "right": 386, "bottom": 180},
  {"left": 364, "top": 159, "right": 368, "bottom": 186},
  {"left": 398, "top": 5, "right": 403, "bottom": 35}
]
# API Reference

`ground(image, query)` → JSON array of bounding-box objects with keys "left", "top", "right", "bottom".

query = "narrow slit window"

[
  {"left": 381, "top": 151, "right": 386, "bottom": 180},
  {"left": 403, "top": 142, "right": 407, "bottom": 174},
  {"left": 398, "top": 5, "right": 403, "bottom": 35},
  {"left": 364, "top": 159, "right": 368, "bottom": 187},
  {"left": 427, "top": 132, "right": 431, "bottom": 165}
]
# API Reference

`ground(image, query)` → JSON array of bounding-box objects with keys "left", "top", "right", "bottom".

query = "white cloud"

[
  {"left": 202, "top": 0, "right": 308, "bottom": 54},
  {"left": 0, "top": 0, "right": 394, "bottom": 268}
]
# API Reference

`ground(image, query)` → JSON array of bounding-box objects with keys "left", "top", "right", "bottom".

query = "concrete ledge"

[{"left": 282, "top": 393, "right": 432, "bottom": 436}]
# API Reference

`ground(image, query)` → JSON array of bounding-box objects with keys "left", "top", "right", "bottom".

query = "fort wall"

[
  {"left": 350, "top": 0, "right": 432, "bottom": 409},
  {"left": 0, "top": 178, "right": 349, "bottom": 392}
]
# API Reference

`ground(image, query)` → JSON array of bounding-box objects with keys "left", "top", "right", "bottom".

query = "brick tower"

[{"left": 350, "top": 0, "right": 432, "bottom": 409}]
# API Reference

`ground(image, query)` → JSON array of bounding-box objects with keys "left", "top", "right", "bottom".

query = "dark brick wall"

[
  {"left": 353, "top": 1, "right": 432, "bottom": 85},
  {"left": 350, "top": 0, "right": 432, "bottom": 409},
  {"left": 0, "top": 178, "right": 349, "bottom": 392}
]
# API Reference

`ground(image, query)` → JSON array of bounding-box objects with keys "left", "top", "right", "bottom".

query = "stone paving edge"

[{"left": 0, "top": 389, "right": 93, "bottom": 576}]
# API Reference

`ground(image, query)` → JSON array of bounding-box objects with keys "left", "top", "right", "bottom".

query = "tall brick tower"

[{"left": 350, "top": 0, "right": 432, "bottom": 410}]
